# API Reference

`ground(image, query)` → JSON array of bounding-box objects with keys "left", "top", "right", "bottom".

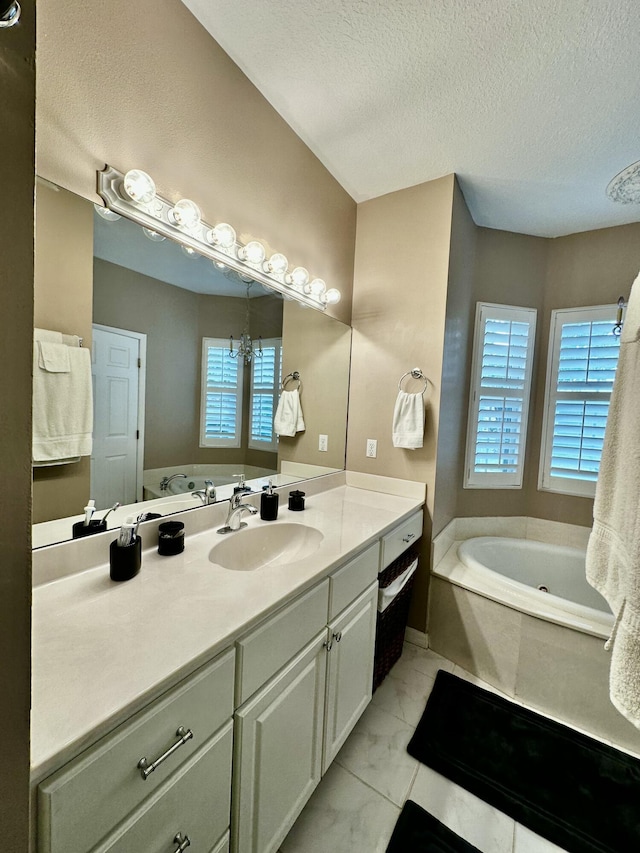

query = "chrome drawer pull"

[
  {"left": 173, "top": 833, "right": 191, "bottom": 852},
  {"left": 332, "top": 631, "right": 342, "bottom": 643},
  {"left": 323, "top": 639, "right": 333, "bottom": 652},
  {"left": 137, "top": 726, "right": 193, "bottom": 780},
  {"left": 402, "top": 533, "right": 416, "bottom": 543}
]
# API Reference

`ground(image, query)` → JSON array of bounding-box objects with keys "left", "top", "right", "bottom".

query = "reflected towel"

[
  {"left": 586, "top": 271, "right": 640, "bottom": 729},
  {"left": 38, "top": 341, "right": 70, "bottom": 373},
  {"left": 274, "top": 389, "right": 305, "bottom": 437},
  {"left": 33, "top": 330, "right": 93, "bottom": 463},
  {"left": 392, "top": 391, "right": 424, "bottom": 449}
]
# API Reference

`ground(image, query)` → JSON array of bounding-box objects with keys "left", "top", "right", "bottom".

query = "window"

[
  {"left": 539, "top": 305, "right": 620, "bottom": 497},
  {"left": 464, "top": 302, "right": 537, "bottom": 489},
  {"left": 248, "top": 338, "right": 282, "bottom": 452},
  {"left": 200, "top": 338, "right": 244, "bottom": 447}
]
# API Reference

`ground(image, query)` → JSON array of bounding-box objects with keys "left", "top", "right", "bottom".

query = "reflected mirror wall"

[{"left": 33, "top": 181, "right": 352, "bottom": 546}]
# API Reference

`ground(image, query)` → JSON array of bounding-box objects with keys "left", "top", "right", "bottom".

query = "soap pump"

[{"left": 260, "top": 479, "right": 279, "bottom": 521}]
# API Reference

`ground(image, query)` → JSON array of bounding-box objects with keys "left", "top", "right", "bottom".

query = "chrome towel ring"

[
  {"left": 282, "top": 371, "right": 301, "bottom": 390},
  {"left": 398, "top": 368, "right": 429, "bottom": 394}
]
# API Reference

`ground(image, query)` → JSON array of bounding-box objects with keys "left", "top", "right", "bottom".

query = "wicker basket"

[{"left": 373, "top": 548, "right": 418, "bottom": 692}]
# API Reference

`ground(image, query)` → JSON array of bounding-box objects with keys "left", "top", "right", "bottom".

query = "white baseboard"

[{"left": 404, "top": 627, "right": 429, "bottom": 648}]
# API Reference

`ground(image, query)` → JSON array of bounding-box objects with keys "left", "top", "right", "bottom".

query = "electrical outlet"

[
  {"left": 319, "top": 434, "right": 328, "bottom": 452},
  {"left": 366, "top": 438, "right": 377, "bottom": 458}
]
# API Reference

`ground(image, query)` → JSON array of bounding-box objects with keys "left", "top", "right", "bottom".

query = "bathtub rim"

[{"left": 433, "top": 535, "right": 613, "bottom": 641}]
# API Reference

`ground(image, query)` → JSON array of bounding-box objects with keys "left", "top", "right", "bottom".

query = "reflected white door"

[{"left": 91, "top": 326, "right": 144, "bottom": 508}]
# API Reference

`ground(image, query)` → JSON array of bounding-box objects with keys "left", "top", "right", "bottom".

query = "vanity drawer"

[
  {"left": 38, "top": 648, "right": 235, "bottom": 853},
  {"left": 99, "top": 723, "right": 233, "bottom": 853},
  {"left": 380, "top": 510, "right": 423, "bottom": 570},
  {"left": 235, "top": 579, "right": 330, "bottom": 705},
  {"left": 329, "top": 542, "right": 379, "bottom": 619}
]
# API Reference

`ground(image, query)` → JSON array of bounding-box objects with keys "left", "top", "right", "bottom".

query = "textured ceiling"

[{"left": 181, "top": 0, "right": 640, "bottom": 237}]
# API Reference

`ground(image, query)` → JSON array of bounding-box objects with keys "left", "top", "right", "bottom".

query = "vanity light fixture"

[
  {"left": 97, "top": 165, "right": 340, "bottom": 311},
  {"left": 237, "top": 240, "right": 266, "bottom": 265},
  {"left": 0, "top": 1, "right": 21, "bottom": 28},
  {"left": 169, "top": 198, "right": 201, "bottom": 230},
  {"left": 180, "top": 244, "right": 200, "bottom": 259},
  {"left": 305, "top": 278, "right": 327, "bottom": 298},
  {"left": 286, "top": 266, "right": 309, "bottom": 288},
  {"left": 606, "top": 160, "right": 640, "bottom": 204}
]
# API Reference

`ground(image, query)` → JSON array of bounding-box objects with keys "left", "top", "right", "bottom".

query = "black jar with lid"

[{"left": 288, "top": 490, "right": 305, "bottom": 511}]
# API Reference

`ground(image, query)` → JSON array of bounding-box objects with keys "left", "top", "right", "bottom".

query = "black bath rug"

[
  {"left": 386, "top": 800, "right": 481, "bottom": 852},
  {"left": 407, "top": 670, "right": 640, "bottom": 853}
]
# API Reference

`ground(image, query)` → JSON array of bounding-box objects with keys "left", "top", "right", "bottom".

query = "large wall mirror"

[{"left": 33, "top": 180, "right": 351, "bottom": 548}]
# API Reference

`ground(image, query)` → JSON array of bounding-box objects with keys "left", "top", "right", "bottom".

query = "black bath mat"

[
  {"left": 386, "top": 800, "right": 481, "bottom": 852},
  {"left": 407, "top": 670, "right": 640, "bottom": 853}
]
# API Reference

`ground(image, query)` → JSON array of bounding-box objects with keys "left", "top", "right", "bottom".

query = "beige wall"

[
  {"left": 33, "top": 182, "right": 94, "bottom": 523},
  {"left": 279, "top": 301, "right": 351, "bottom": 471},
  {"left": 348, "top": 176, "right": 456, "bottom": 632},
  {"left": 432, "top": 179, "right": 477, "bottom": 535},
  {"left": 36, "top": 0, "right": 356, "bottom": 326},
  {"left": 0, "top": 0, "right": 34, "bottom": 844}
]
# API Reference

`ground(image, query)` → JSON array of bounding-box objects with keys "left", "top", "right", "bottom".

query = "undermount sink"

[{"left": 209, "top": 523, "right": 324, "bottom": 571}]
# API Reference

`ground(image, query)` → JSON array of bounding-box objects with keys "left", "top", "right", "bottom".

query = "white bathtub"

[{"left": 437, "top": 535, "right": 613, "bottom": 640}]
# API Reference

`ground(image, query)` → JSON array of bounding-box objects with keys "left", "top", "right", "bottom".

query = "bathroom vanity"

[{"left": 32, "top": 474, "right": 424, "bottom": 853}]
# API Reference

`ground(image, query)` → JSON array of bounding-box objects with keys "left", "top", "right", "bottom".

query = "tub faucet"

[
  {"left": 160, "top": 473, "right": 187, "bottom": 491},
  {"left": 192, "top": 480, "right": 217, "bottom": 505},
  {"left": 217, "top": 493, "right": 258, "bottom": 534}
]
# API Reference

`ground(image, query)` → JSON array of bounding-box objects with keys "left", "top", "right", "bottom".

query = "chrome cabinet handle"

[
  {"left": 332, "top": 631, "right": 342, "bottom": 643},
  {"left": 173, "top": 833, "right": 191, "bottom": 852},
  {"left": 323, "top": 639, "right": 333, "bottom": 652},
  {"left": 137, "top": 726, "right": 193, "bottom": 780},
  {"left": 402, "top": 533, "right": 416, "bottom": 543}
]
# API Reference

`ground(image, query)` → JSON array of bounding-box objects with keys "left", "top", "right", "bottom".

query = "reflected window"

[
  {"left": 200, "top": 338, "right": 244, "bottom": 447},
  {"left": 249, "top": 338, "right": 282, "bottom": 453}
]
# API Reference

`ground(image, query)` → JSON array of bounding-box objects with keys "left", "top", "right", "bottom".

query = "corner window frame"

[
  {"left": 199, "top": 337, "right": 244, "bottom": 448},
  {"left": 248, "top": 337, "right": 282, "bottom": 453}
]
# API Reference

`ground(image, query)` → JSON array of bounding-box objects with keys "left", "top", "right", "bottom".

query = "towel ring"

[
  {"left": 282, "top": 371, "right": 301, "bottom": 390},
  {"left": 398, "top": 368, "right": 429, "bottom": 394}
]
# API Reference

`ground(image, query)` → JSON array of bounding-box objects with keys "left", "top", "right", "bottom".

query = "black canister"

[
  {"left": 288, "top": 490, "right": 306, "bottom": 511},
  {"left": 260, "top": 481, "right": 279, "bottom": 521},
  {"left": 109, "top": 536, "right": 142, "bottom": 582},
  {"left": 158, "top": 521, "right": 185, "bottom": 556},
  {"left": 72, "top": 519, "right": 107, "bottom": 539}
]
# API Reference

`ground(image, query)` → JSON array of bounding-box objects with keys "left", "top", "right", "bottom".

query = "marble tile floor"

[{"left": 278, "top": 641, "right": 612, "bottom": 853}]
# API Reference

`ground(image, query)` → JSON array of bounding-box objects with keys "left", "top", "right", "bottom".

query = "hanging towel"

[
  {"left": 274, "top": 389, "right": 305, "bottom": 437},
  {"left": 586, "top": 271, "right": 640, "bottom": 729},
  {"left": 392, "top": 391, "right": 425, "bottom": 449},
  {"left": 33, "top": 329, "right": 93, "bottom": 463}
]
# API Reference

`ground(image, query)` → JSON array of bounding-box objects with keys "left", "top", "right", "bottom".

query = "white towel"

[
  {"left": 38, "top": 342, "right": 70, "bottom": 373},
  {"left": 586, "top": 272, "right": 640, "bottom": 729},
  {"left": 33, "top": 331, "right": 93, "bottom": 463},
  {"left": 392, "top": 391, "right": 425, "bottom": 449},
  {"left": 274, "top": 389, "right": 305, "bottom": 437}
]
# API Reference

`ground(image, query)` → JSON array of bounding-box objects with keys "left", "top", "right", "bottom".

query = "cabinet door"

[
  {"left": 323, "top": 582, "right": 378, "bottom": 773},
  {"left": 233, "top": 633, "right": 327, "bottom": 853}
]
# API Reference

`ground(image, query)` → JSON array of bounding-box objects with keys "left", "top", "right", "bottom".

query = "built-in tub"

[{"left": 438, "top": 535, "right": 612, "bottom": 639}]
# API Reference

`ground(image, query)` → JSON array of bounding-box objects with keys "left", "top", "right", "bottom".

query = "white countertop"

[{"left": 31, "top": 480, "right": 423, "bottom": 782}]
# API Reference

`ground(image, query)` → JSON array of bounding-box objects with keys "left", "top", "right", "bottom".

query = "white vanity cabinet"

[
  {"left": 37, "top": 648, "right": 235, "bottom": 853},
  {"left": 232, "top": 542, "right": 379, "bottom": 853}
]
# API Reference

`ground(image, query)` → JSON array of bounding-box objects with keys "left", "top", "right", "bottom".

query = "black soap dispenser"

[{"left": 260, "top": 480, "right": 279, "bottom": 521}]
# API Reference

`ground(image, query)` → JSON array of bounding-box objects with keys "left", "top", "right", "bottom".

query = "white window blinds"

[
  {"left": 539, "top": 305, "right": 620, "bottom": 497},
  {"left": 464, "top": 303, "right": 537, "bottom": 489},
  {"left": 200, "top": 338, "right": 243, "bottom": 448},
  {"left": 249, "top": 338, "right": 282, "bottom": 452}
]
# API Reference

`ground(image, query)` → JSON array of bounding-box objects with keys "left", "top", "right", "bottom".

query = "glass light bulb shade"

[
  {"left": 213, "top": 261, "right": 227, "bottom": 270},
  {"left": 0, "top": 1, "right": 20, "bottom": 27},
  {"left": 94, "top": 203, "right": 121, "bottom": 222},
  {"left": 122, "top": 169, "right": 156, "bottom": 204},
  {"left": 171, "top": 199, "right": 201, "bottom": 229},
  {"left": 207, "top": 222, "right": 236, "bottom": 248},
  {"left": 238, "top": 273, "right": 255, "bottom": 283},
  {"left": 323, "top": 288, "right": 341, "bottom": 305},
  {"left": 239, "top": 241, "right": 266, "bottom": 265},
  {"left": 180, "top": 244, "right": 199, "bottom": 259},
  {"left": 143, "top": 227, "right": 166, "bottom": 242},
  {"left": 287, "top": 266, "right": 309, "bottom": 287},
  {"left": 264, "top": 253, "right": 288, "bottom": 275},
  {"left": 309, "top": 278, "right": 327, "bottom": 297}
]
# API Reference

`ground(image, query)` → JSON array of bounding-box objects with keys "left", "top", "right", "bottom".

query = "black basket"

[{"left": 373, "top": 548, "right": 418, "bottom": 692}]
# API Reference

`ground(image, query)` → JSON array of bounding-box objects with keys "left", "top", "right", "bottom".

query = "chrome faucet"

[
  {"left": 217, "top": 493, "right": 258, "bottom": 534},
  {"left": 160, "top": 473, "right": 187, "bottom": 491},
  {"left": 192, "top": 479, "right": 217, "bottom": 505}
]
